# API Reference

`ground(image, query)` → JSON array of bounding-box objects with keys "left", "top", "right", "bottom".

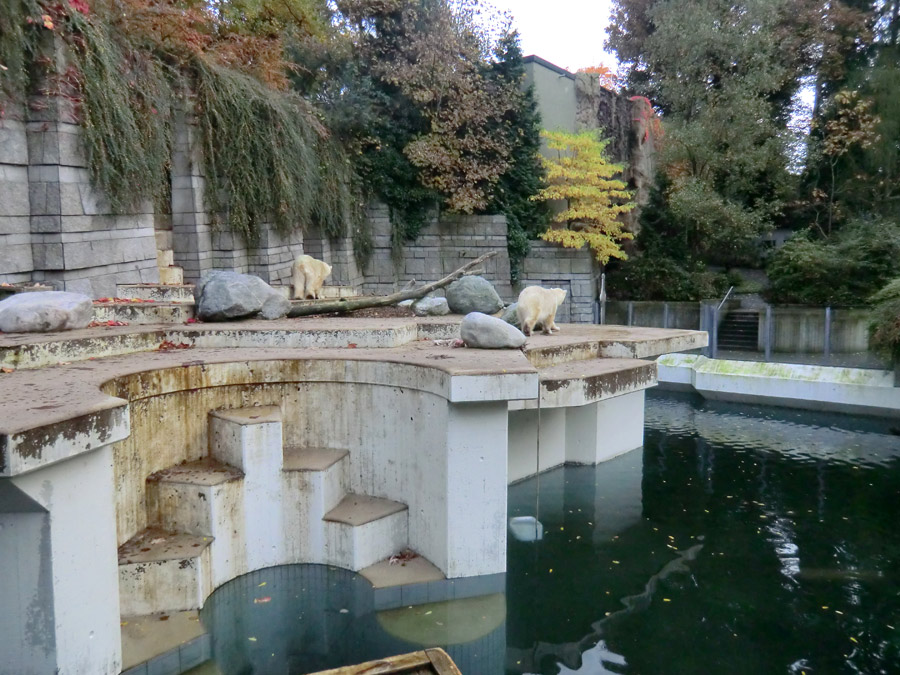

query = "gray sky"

[{"left": 486, "top": 0, "right": 618, "bottom": 73}]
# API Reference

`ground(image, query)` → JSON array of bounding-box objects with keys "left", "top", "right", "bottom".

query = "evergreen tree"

[{"left": 485, "top": 29, "right": 548, "bottom": 282}]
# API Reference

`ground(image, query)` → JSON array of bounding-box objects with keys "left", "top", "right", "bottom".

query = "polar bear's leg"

[{"left": 292, "top": 263, "right": 306, "bottom": 300}]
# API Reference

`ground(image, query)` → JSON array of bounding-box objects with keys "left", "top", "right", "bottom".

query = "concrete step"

[
  {"left": 117, "top": 283, "right": 195, "bottom": 303},
  {"left": 92, "top": 301, "right": 195, "bottom": 325},
  {"left": 155, "top": 230, "right": 173, "bottom": 251},
  {"left": 159, "top": 266, "right": 184, "bottom": 285},
  {"left": 208, "top": 406, "right": 286, "bottom": 572},
  {"left": 118, "top": 528, "right": 213, "bottom": 615},
  {"left": 323, "top": 494, "right": 409, "bottom": 571},
  {"left": 157, "top": 249, "right": 174, "bottom": 267},
  {"left": 146, "top": 458, "right": 246, "bottom": 589},
  {"left": 282, "top": 447, "right": 350, "bottom": 564}
]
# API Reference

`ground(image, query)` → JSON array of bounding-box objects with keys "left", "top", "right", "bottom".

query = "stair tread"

[
  {"left": 283, "top": 446, "right": 349, "bottom": 472},
  {"left": 118, "top": 527, "right": 212, "bottom": 565},
  {"left": 209, "top": 405, "right": 281, "bottom": 425},
  {"left": 324, "top": 494, "right": 407, "bottom": 526},
  {"left": 147, "top": 457, "right": 243, "bottom": 486}
]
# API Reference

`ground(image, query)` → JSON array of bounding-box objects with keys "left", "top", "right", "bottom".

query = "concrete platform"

[
  {"left": 0, "top": 316, "right": 707, "bottom": 674},
  {"left": 360, "top": 555, "right": 445, "bottom": 590}
]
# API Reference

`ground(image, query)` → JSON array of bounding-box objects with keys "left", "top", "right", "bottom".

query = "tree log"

[{"left": 287, "top": 250, "right": 499, "bottom": 317}]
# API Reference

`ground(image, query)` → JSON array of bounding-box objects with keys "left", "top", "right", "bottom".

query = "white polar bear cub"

[
  {"left": 292, "top": 254, "right": 332, "bottom": 300},
  {"left": 516, "top": 286, "right": 567, "bottom": 336}
]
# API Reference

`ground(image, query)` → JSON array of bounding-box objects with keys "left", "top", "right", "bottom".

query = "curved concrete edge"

[
  {"left": 657, "top": 353, "right": 900, "bottom": 418},
  {"left": 0, "top": 350, "right": 538, "bottom": 477}
]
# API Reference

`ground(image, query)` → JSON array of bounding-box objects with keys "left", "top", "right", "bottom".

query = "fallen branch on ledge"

[{"left": 287, "top": 250, "right": 499, "bottom": 318}]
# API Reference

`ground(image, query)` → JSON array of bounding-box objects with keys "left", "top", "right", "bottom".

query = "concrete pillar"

[
  {"left": 209, "top": 406, "right": 285, "bottom": 572},
  {"left": 565, "top": 391, "right": 645, "bottom": 465},
  {"left": 7, "top": 447, "right": 122, "bottom": 675},
  {"left": 171, "top": 107, "right": 213, "bottom": 283},
  {"left": 507, "top": 407, "right": 566, "bottom": 483},
  {"left": 445, "top": 402, "right": 509, "bottom": 579}
]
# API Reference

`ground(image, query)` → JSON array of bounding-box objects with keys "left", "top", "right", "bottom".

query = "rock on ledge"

[
  {"left": 0, "top": 291, "right": 92, "bottom": 332},
  {"left": 445, "top": 276, "right": 503, "bottom": 315},
  {"left": 196, "top": 271, "right": 290, "bottom": 321},
  {"left": 460, "top": 311, "right": 527, "bottom": 349}
]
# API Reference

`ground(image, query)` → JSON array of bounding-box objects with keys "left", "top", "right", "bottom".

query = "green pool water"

[{"left": 201, "top": 392, "right": 900, "bottom": 674}]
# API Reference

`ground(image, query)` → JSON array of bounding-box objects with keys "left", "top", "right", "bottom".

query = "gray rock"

[
  {"left": 0, "top": 291, "right": 92, "bottom": 332},
  {"left": 445, "top": 275, "right": 503, "bottom": 315},
  {"left": 412, "top": 296, "right": 450, "bottom": 316},
  {"left": 500, "top": 302, "right": 520, "bottom": 327},
  {"left": 460, "top": 312, "right": 527, "bottom": 349},
  {"left": 196, "top": 270, "right": 290, "bottom": 321},
  {"left": 397, "top": 299, "right": 414, "bottom": 308}
]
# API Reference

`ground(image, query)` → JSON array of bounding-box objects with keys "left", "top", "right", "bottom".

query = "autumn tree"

[{"left": 535, "top": 130, "right": 635, "bottom": 264}]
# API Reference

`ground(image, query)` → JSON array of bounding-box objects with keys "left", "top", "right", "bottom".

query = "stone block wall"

[
  {"left": 301, "top": 225, "right": 364, "bottom": 289},
  {"left": 518, "top": 241, "right": 598, "bottom": 323},
  {"left": 0, "top": 107, "right": 33, "bottom": 285},
  {"left": 356, "top": 204, "right": 515, "bottom": 302},
  {"left": 211, "top": 225, "right": 304, "bottom": 286},
  {"left": 0, "top": 88, "right": 159, "bottom": 297}
]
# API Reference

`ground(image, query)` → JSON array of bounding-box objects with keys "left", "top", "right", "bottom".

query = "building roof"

[{"left": 523, "top": 55, "right": 576, "bottom": 80}]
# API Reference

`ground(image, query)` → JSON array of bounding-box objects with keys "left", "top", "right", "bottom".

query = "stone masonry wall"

[
  {"left": 0, "top": 71, "right": 158, "bottom": 297},
  {"left": 357, "top": 204, "right": 516, "bottom": 302},
  {"left": 518, "top": 241, "right": 598, "bottom": 324}
]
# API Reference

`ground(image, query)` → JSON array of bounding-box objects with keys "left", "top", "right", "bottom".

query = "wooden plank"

[
  {"left": 310, "top": 650, "right": 434, "bottom": 674},
  {"left": 426, "top": 648, "right": 463, "bottom": 675}
]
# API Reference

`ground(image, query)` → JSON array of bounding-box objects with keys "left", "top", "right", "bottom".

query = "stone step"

[
  {"left": 116, "top": 283, "right": 195, "bottom": 303},
  {"left": 157, "top": 248, "right": 174, "bottom": 267},
  {"left": 155, "top": 230, "right": 173, "bottom": 251},
  {"left": 92, "top": 301, "right": 195, "bottom": 325},
  {"left": 323, "top": 494, "right": 409, "bottom": 571},
  {"left": 118, "top": 528, "right": 213, "bottom": 616},
  {"left": 208, "top": 406, "right": 286, "bottom": 572},
  {"left": 146, "top": 458, "right": 246, "bottom": 589},
  {"left": 282, "top": 447, "right": 350, "bottom": 564},
  {"left": 159, "top": 266, "right": 184, "bottom": 285}
]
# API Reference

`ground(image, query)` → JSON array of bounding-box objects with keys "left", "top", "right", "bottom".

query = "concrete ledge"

[
  {"left": 658, "top": 353, "right": 900, "bottom": 418},
  {"left": 510, "top": 358, "right": 656, "bottom": 410}
]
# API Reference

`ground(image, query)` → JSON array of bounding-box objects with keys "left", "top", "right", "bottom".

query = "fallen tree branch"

[{"left": 287, "top": 250, "right": 499, "bottom": 317}]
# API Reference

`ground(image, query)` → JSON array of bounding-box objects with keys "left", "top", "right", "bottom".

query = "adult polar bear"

[
  {"left": 516, "top": 286, "right": 567, "bottom": 336},
  {"left": 292, "top": 254, "right": 332, "bottom": 299}
]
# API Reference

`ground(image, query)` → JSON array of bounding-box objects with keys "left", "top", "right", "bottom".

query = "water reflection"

[
  {"left": 506, "top": 392, "right": 900, "bottom": 674},
  {"left": 200, "top": 393, "right": 900, "bottom": 674}
]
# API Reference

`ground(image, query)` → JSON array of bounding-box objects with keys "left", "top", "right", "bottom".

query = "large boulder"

[
  {"left": 0, "top": 291, "right": 92, "bottom": 332},
  {"left": 499, "top": 302, "right": 520, "bottom": 327},
  {"left": 460, "top": 312, "right": 527, "bottom": 349},
  {"left": 445, "top": 276, "right": 503, "bottom": 315},
  {"left": 412, "top": 296, "right": 450, "bottom": 317},
  {"left": 196, "top": 271, "right": 290, "bottom": 321}
]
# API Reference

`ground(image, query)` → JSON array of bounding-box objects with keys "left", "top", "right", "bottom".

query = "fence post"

[
  {"left": 627, "top": 301, "right": 633, "bottom": 326},
  {"left": 600, "top": 300, "right": 606, "bottom": 325},
  {"left": 711, "top": 305, "right": 719, "bottom": 359},
  {"left": 663, "top": 302, "right": 670, "bottom": 329},
  {"left": 824, "top": 307, "right": 832, "bottom": 358},
  {"left": 765, "top": 305, "right": 772, "bottom": 361},
  {"left": 593, "top": 300, "right": 599, "bottom": 324}
]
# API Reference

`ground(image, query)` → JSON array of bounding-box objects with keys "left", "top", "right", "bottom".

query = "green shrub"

[
  {"left": 869, "top": 278, "right": 900, "bottom": 364},
  {"left": 765, "top": 219, "right": 900, "bottom": 306},
  {"left": 607, "top": 255, "right": 731, "bottom": 301}
]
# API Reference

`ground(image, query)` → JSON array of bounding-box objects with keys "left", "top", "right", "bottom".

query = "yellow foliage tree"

[{"left": 535, "top": 130, "right": 635, "bottom": 264}]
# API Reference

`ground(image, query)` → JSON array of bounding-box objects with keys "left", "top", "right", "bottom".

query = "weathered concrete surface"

[
  {"left": 509, "top": 357, "right": 656, "bottom": 410},
  {"left": 657, "top": 353, "right": 900, "bottom": 418}
]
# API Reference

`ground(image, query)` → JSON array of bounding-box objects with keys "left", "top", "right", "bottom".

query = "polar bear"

[
  {"left": 292, "top": 254, "right": 332, "bottom": 300},
  {"left": 516, "top": 286, "right": 567, "bottom": 336}
]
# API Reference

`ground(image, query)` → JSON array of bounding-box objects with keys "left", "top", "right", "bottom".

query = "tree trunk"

[{"left": 287, "top": 251, "right": 499, "bottom": 318}]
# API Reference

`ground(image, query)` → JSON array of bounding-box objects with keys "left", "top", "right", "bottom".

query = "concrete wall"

[
  {"left": 0, "top": 86, "right": 159, "bottom": 297},
  {"left": 523, "top": 56, "right": 576, "bottom": 135},
  {"left": 606, "top": 301, "right": 872, "bottom": 353}
]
